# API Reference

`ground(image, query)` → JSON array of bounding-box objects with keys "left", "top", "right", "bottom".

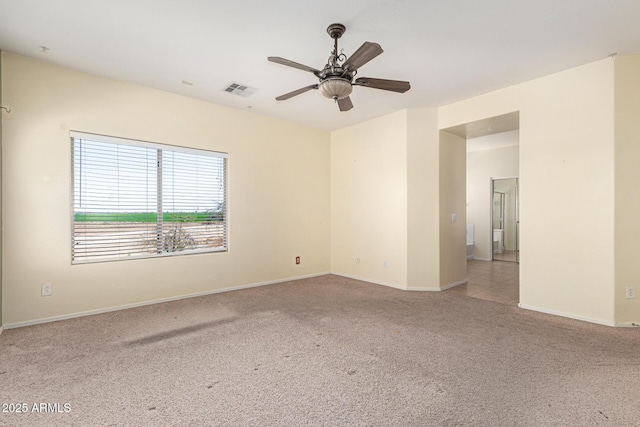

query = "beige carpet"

[{"left": 1, "top": 274, "right": 639, "bottom": 426}]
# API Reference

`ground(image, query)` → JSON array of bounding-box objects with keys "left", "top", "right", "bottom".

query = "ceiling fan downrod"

[{"left": 327, "top": 23, "right": 347, "bottom": 70}]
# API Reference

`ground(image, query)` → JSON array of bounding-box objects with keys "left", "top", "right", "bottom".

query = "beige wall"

[
  {"left": 439, "top": 131, "right": 467, "bottom": 287},
  {"left": 330, "top": 110, "right": 408, "bottom": 288},
  {"left": 406, "top": 108, "right": 440, "bottom": 289},
  {"left": 614, "top": 55, "right": 640, "bottom": 324},
  {"left": 0, "top": 49, "right": 3, "bottom": 329},
  {"left": 331, "top": 57, "right": 638, "bottom": 325},
  {"left": 440, "top": 58, "right": 617, "bottom": 325},
  {"left": 330, "top": 107, "right": 467, "bottom": 292},
  {"left": 1, "top": 53, "right": 331, "bottom": 326},
  {"left": 467, "top": 136, "right": 519, "bottom": 261},
  {"left": 3, "top": 51, "right": 638, "bottom": 328},
  {"left": 331, "top": 108, "right": 445, "bottom": 291}
]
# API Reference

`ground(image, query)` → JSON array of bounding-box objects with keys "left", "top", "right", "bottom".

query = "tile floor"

[{"left": 448, "top": 259, "right": 519, "bottom": 305}]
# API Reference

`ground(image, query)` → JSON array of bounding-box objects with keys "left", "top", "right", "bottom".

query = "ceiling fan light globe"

[{"left": 319, "top": 78, "right": 352, "bottom": 100}]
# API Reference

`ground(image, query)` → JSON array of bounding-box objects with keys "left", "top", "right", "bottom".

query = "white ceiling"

[{"left": 1, "top": 0, "right": 640, "bottom": 131}]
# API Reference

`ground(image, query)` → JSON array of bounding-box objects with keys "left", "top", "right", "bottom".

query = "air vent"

[{"left": 223, "top": 82, "right": 257, "bottom": 98}]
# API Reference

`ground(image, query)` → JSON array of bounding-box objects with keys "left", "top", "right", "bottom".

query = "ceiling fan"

[{"left": 268, "top": 23, "right": 411, "bottom": 112}]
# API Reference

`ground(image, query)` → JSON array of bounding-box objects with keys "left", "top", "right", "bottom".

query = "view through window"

[{"left": 71, "top": 132, "right": 227, "bottom": 263}]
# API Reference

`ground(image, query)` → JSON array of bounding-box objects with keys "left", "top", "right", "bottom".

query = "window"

[{"left": 71, "top": 131, "right": 227, "bottom": 264}]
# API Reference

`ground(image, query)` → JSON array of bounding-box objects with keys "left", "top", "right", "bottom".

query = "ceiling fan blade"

[
  {"left": 268, "top": 56, "right": 321, "bottom": 75},
  {"left": 337, "top": 96, "right": 353, "bottom": 112},
  {"left": 275, "top": 84, "right": 319, "bottom": 101},
  {"left": 343, "top": 42, "right": 383, "bottom": 71},
  {"left": 354, "top": 77, "right": 411, "bottom": 93}
]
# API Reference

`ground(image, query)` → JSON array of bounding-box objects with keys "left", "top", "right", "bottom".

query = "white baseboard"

[
  {"left": 517, "top": 303, "right": 617, "bottom": 327},
  {"left": 408, "top": 278, "right": 468, "bottom": 292},
  {"left": 334, "top": 272, "right": 466, "bottom": 292},
  {"left": 333, "top": 272, "right": 407, "bottom": 290},
  {"left": 0, "top": 325, "right": 3, "bottom": 336},
  {"left": 614, "top": 322, "right": 640, "bottom": 328},
  {"left": 405, "top": 286, "right": 444, "bottom": 291},
  {"left": 12, "top": 274, "right": 633, "bottom": 330},
  {"left": 441, "top": 278, "right": 468, "bottom": 291},
  {"left": 3, "top": 272, "right": 331, "bottom": 330}
]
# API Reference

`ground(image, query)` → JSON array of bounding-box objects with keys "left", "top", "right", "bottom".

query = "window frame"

[{"left": 70, "top": 131, "right": 228, "bottom": 264}]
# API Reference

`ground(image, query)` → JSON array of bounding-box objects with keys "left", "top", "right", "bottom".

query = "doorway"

[
  {"left": 492, "top": 177, "right": 519, "bottom": 263},
  {"left": 441, "top": 111, "right": 520, "bottom": 305}
]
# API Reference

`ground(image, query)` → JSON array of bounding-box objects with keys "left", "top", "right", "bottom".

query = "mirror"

[
  {"left": 493, "top": 191, "right": 504, "bottom": 230},
  {"left": 492, "top": 178, "right": 519, "bottom": 262}
]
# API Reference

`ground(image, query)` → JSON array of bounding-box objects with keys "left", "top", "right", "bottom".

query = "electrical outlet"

[
  {"left": 355, "top": 257, "right": 360, "bottom": 264},
  {"left": 295, "top": 256, "right": 300, "bottom": 265},
  {"left": 626, "top": 287, "right": 636, "bottom": 299},
  {"left": 41, "top": 283, "right": 53, "bottom": 297}
]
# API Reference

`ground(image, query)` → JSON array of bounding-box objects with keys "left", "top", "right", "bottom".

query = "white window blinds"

[{"left": 71, "top": 131, "right": 227, "bottom": 263}]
